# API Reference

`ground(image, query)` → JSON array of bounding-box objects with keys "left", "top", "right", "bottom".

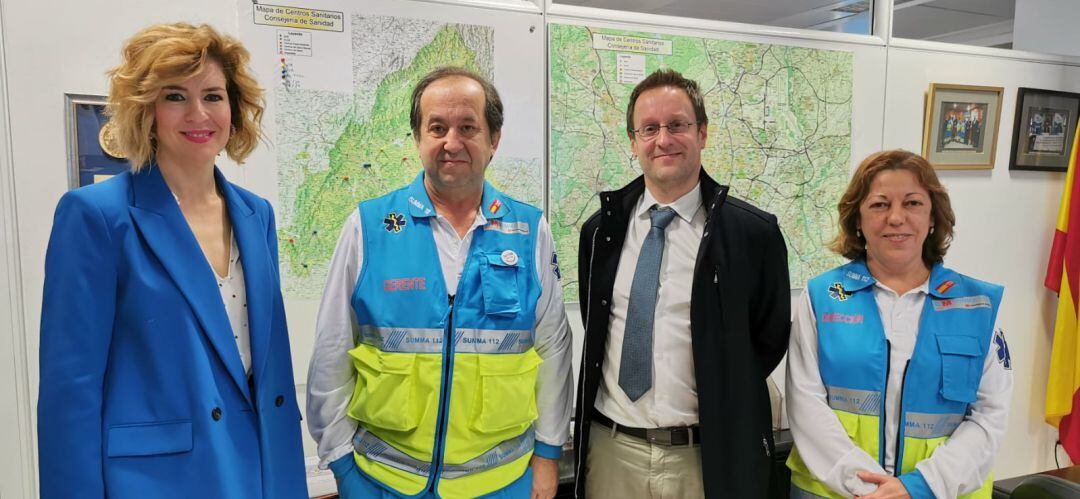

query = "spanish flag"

[{"left": 1046, "top": 126, "right": 1080, "bottom": 461}]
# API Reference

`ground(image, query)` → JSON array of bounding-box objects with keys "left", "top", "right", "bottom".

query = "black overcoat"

[{"left": 573, "top": 169, "right": 791, "bottom": 498}]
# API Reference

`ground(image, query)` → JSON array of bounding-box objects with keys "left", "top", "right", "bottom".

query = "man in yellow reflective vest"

[{"left": 306, "top": 67, "right": 573, "bottom": 498}]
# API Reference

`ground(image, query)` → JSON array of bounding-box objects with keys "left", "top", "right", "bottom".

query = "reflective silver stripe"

[
  {"left": 825, "top": 386, "right": 881, "bottom": 416},
  {"left": 790, "top": 484, "right": 832, "bottom": 499},
  {"left": 904, "top": 412, "right": 964, "bottom": 439},
  {"left": 357, "top": 325, "right": 533, "bottom": 354},
  {"left": 453, "top": 328, "right": 533, "bottom": 354},
  {"left": 352, "top": 426, "right": 433, "bottom": 476},
  {"left": 352, "top": 426, "right": 535, "bottom": 479},
  {"left": 441, "top": 428, "right": 535, "bottom": 478},
  {"left": 357, "top": 325, "right": 445, "bottom": 353}
]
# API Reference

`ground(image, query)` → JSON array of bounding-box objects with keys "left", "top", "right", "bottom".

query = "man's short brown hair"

[{"left": 625, "top": 68, "right": 708, "bottom": 136}]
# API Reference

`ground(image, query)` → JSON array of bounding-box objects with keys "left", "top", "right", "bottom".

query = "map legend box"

[
  {"left": 616, "top": 53, "right": 645, "bottom": 85},
  {"left": 277, "top": 30, "right": 312, "bottom": 56}
]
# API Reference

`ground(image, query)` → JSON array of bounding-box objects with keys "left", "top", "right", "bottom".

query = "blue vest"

[
  {"left": 791, "top": 260, "right": 1001, "bottom": 498},
  {"left": 352, "top": 172, "right": 541, "bottom": 341},
  {"left": 347, "top": 172, "right": 545, "bottom": 497}
]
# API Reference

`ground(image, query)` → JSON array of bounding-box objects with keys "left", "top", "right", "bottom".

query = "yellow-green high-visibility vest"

[{"left": 347, "top": 173, "right": 545, "bottom": 498}]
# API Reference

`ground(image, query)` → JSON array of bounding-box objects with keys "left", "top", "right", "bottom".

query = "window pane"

[
  {"left": 553, "top": 0, "right": 874, "bottom": 35},
  {"left": 892, "top": 0, "right": 1016, "bottom": 49},
  {"left": 893, "top": 0, "right": 1080, "bottom": 57}
]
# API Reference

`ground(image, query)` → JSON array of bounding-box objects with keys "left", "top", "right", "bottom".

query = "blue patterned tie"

[{"left": 619, "top": 205, "right": 677, "bottom": 402}]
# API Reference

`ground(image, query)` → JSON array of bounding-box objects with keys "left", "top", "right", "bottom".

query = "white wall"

[
  {"left": 0, "top": 2, "right": 34, "bottom": 496},
  {"left": 2, "top": 0, "right": 1079, "bottom": 496}
]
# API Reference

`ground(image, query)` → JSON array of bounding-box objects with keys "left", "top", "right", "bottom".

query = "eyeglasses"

[{"left": 631, "top": 121, "right": 697, "bottom": 139}]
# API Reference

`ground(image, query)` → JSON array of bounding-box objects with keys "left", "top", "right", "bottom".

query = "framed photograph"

[
  {"left": 921, "top": 83, "right": 1004, "bottom": 170},
  {"left": 64, "top": 93, "right": 127, "bottom": 189},
  {"left": 1009, "top": 87, "right": 1080, "bottom": 172}
]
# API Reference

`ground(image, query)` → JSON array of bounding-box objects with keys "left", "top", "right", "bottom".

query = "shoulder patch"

[
  {"left": 994, "top": 329, "right": 1011, "bottom": 370},
  {"left": 550, "top": 252, "right": 561, "bottom": 280}
]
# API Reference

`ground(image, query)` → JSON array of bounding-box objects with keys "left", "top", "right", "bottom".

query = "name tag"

[
  {"left": 933, "top": 295, "right": 991, "bottom": 311},
  {"left": 484, "top": 220, "right": 529, "bottom": 235}
]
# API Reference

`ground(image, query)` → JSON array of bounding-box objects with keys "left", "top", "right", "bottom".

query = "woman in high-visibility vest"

[{"left": 786, "top": 149, "right": 1013, "bottom": 499}]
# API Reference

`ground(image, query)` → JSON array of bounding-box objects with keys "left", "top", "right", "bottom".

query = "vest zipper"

[
  {"left": 428, "top": 294, "right": 457, "bottom": 493},
  {"left": 893, "top": 360, "right": 911, "bottom": 477},
  {"left": 879, "top": 340, "right": 891, "bottom": 468}
]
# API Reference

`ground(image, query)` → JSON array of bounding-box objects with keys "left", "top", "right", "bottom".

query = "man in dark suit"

[{"left": 573, "top": 68, "right": 791, "bottom": 498}]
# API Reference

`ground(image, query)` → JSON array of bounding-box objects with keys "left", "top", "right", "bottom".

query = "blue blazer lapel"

[
  {"left": 217, "top": 170, "right": 274, "bottom": 386},
  {"left": 127, "top": 166, "right": 253, "bottom": 405}
]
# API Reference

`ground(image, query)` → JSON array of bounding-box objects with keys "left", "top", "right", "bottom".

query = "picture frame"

[
  {"left": 1008, "top": 87, "right": 1080, "bottom": 172},
  {"left": 921, "top": 83, "right": 1004, "bottom": 170},
  {"left": 64, "top": 93, "right": 128, "bottom": 189}
]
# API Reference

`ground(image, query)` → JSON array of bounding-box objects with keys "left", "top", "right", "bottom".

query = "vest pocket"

[
  {"left": 937, "top": 335, "right": 982, "bottom": 403},
  {"left": 480, "top": 253, "right": 522, "bottom": 316},
  {"left": 106, "top": 420, "right": 192, "bottom": 457},
  {"left": 347, "top": 345, "right": 419, "bottom": 431},
  {"left": 471, "top": 349, "right": 542, "bottom": 433}
]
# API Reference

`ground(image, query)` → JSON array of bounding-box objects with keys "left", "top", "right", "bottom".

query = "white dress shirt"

[
  {"left": 306, "top": 207, "right": 574, "bottom": 468},
  {"left": 211, "top": 234, "right": 252, "bottom": 374},
  {"left": 786, "top": 281, "right": 1013, "bottom": 498},
  {"left": 595, "top": 184, "right": 705, "bottom": 428}
]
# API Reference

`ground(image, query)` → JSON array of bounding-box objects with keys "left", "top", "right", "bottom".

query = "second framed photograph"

[
  {"left": 1009, "top": 87, "right": 1080, "bottom": 172},
  {"left": 921, "top": 83, "right": 1004, "bottom": 170}
]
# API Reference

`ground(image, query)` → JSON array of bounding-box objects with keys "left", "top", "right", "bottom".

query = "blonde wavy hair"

[{"left": 106, "top": 22, "right": 264, "bottom": 170}]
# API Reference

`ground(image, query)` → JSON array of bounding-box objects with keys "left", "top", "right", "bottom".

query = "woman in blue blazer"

[{"left": 38, "top": 23, "right": 307, "bottom": 498}]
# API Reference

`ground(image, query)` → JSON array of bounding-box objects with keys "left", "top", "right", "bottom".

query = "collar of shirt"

[
  {"left": 432, "top": 208, "right": 488, "bottom": 240},
  {"left": 635, "top": 182, "right": 703, "bottom": 224},
  {"left": 872, "top": 278, "right": 930, "bottom": 299}
]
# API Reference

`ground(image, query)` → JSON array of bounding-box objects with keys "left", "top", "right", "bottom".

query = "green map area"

[
  {"left": 550, "top": 24, "right": 853, "bottom": 299},
  {"left": 275, "top": 17, "right": 539, "bottom": 298}
]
